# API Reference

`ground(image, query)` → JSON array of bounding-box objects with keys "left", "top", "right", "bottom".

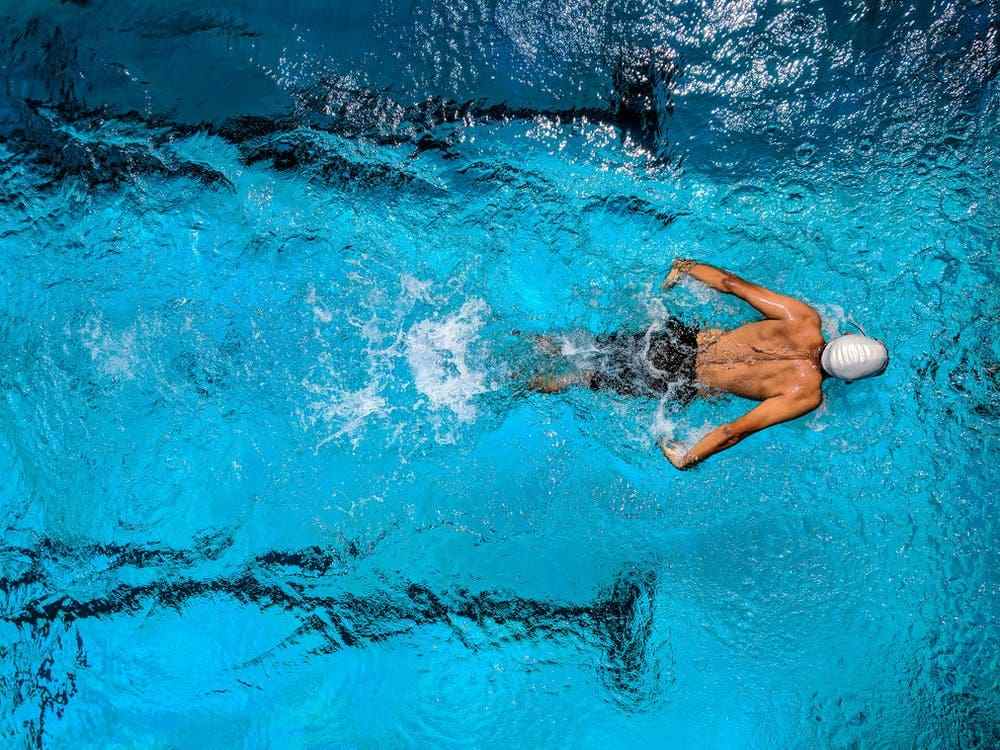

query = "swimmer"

[{"left": 529, "top": 259, "right": 889, "bottom": 469}]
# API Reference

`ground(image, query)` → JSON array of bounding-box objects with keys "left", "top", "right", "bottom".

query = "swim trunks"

[{"left": 589, "top": 317, "right": 700, "bottom": 403}]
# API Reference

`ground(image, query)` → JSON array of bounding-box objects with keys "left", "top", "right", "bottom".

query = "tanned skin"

[
  {"left": 531, "top": 260, "right": 826, "bottom": 469},
  {"left": 658, "top": 260, "right": 825, "bottom": 469}
]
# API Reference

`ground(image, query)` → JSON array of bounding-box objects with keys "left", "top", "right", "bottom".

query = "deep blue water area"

[{"left": 1, "top": 1, "right": 998, "bottom": 748}]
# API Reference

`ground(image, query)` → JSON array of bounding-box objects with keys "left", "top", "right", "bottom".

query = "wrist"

[{"left": 675, "top": 259, "right": 697, "bottom": 276}]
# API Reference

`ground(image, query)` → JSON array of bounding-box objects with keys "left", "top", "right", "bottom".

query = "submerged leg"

[
  {"left": 528, "top": 370, "right": 594, "bottom": 394},
  {"left": 533, "top": 335, "right": 562, "bottom": 356}
]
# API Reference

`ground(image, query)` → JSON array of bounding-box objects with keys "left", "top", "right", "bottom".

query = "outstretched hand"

[
  {"left": 659, "top": 438, "right": 690, "bottom": 470},
  {"left": 663, "top": 258, "right": 696, "bottom": 290}
]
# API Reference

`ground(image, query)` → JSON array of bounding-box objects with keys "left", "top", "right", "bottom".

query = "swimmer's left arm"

[
  {"left": 663, "top": 259, "right": 820, "bottom": 323},
  {"left": 659, "top": 392, "right": 821, "bottom": 469}
]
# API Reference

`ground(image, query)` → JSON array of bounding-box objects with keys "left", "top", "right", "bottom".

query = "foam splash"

[
  {"left": 400, "top": 274, "right": 436, "bottom": 304},
  {"left": 651, "top": 397, "right": 714, "bottom": 448},
  {"left": 813, "top": 303, "right": 848, "bottom": 340},
  {"left": 677, "top": 275, "right": 717, "bottom": 304},
  {"left": 642, "top": 289, "right": 671, "bottom": 325},
  {"left": 405, "top": 298, "right": 491, "bottom": 424},
  {"left": 305, "top": 284, "right": 334, "bottom": 324},
  {"left": 79, "top": 314, "right": 139, "bottom": 380},
  {"left": 304, "top": 376, "right": 389, "bottom": 450},
  {"left": 299, "top": 280, "right": 492, "bottom": 449},
  {"left": 550, "top": 331, "right": 600, "bottom": 360},
  {"left": 298, "top": 278, "right": 410, "bottom": 449},
  {"left": 651, "top": 397, "right": 679, "bottom": 440},
  {"left": 805, "top": 396, "right": 831, "bottom": 432}
]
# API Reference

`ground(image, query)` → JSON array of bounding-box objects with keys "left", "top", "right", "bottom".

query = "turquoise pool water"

[{"left": 1, "top": 1, "right": 998, "bottom": 747}]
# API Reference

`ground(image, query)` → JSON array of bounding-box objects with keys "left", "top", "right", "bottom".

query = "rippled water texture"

[{"left": 1, "top": 1, "right": 998, "bottom": 748}]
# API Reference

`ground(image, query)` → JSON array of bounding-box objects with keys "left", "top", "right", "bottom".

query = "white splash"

[
  {"left": 405, "top": 298, "right": 490, "bottom": 423},
  {"left": 651, "top": 397, "right": 715, "bottom": 448},
  {"left": 299, "top": 275, "right": 491, "bottom": 449},
  {"left": 678, "top": 275, "right": 717, "bottom": 304},
  {"left": 805, "top": 394, "right": 830, "bottom": 432},
  {"left": 638, "top": 280, "right": 671, "bottom": 324},
  {"left": 306, "top": 380, "right": 389, "bottom": 449},
  {"left": 400, "top": 274, "right": 436, "bottom": 304},
  {"left": 305, "top": 284, "right": 333, "bottom": 324},
  {"left": 813, "top": 303, "right": 848, "bottom": 340},
  {"left": 651, "top": 397, "right": 679, "bottom": 440},
  {"left": 298, "top": 279, "right": 407, "bottom": 449},
  {"left": 550, "top": 331, "right": 600, "bottom": 360},
  {"left": 80, "top": 315, "right": 139, "bottom": 380}
]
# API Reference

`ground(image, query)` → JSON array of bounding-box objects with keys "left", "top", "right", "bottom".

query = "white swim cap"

[{"left": 821, "top": 334, "right": 888, "bottom": 382}]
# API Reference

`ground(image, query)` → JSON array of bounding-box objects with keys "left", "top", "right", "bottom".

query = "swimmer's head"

[{"left": 820, "top": 334, "right": 889, "bottom": 382}]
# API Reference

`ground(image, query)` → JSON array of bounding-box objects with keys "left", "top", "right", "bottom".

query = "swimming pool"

[{"left": 1, "top": 1, "right": 998, "bottom": 747}]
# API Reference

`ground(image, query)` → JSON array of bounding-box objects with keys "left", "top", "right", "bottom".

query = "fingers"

[
  {"left": 663, "top": 258, "right": 694, "bottom": 290},
  {"left": 658, "top": 438, "right": 688, "bottom": 469}
]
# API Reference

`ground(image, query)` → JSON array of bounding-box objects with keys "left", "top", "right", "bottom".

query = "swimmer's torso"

[{"left": 695, "top": 319, "right": 825, "bottom": 401}]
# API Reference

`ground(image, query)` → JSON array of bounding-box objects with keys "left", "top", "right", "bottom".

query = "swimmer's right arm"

[
  {"left": 660, "top": 389, "right": 821, "bottom": 469},
  {"left": 663, "top": 260, "right": 819, "bottom": 322}
]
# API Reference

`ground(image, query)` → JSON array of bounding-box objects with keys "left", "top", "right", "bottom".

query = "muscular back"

[
  {"left": 658, "top": 260, "right": 829, "bottom": 469},
  {"left": 695, "top": 319, "right": 825, "bottom": 401}
]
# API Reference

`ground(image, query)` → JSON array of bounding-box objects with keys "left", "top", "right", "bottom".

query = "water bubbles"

[
  {"left": 778, "top": 178, "right": 814, "bottom": 214},
  {"left": 938, "top": 186, "right": 977, "bottom": 224},
  {"left": 794, "top": 141, "right": 816, "bottom": 166},
  {"left": 405, "top": 297, "right": 492, "bottom": 426}
]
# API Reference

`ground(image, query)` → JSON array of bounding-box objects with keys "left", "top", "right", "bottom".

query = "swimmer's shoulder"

[
  {"left": 780, "top": 315, "right": 825, "bottom": 346},
  {"left": 788, "top": 365, "right": 823, "bottom": 408}
]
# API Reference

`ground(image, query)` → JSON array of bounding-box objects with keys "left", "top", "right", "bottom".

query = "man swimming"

[{"left": 529, "top": 259, "right": 889, "bottom": 469}]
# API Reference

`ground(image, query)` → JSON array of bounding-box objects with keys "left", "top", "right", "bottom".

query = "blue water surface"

[{"left": 1, "top": 1, "right": 998, "bottom": 748}]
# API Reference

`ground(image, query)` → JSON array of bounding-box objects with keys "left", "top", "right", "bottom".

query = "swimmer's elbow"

[
  {"left": 719, "top": 423, "right": 747, "bottom": 447},
  {"left": 719, "top": 274, "right": 741, "bottom": 293},
  {"left": 794, "top": 391, "right": 823, "bottom": 414}
]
